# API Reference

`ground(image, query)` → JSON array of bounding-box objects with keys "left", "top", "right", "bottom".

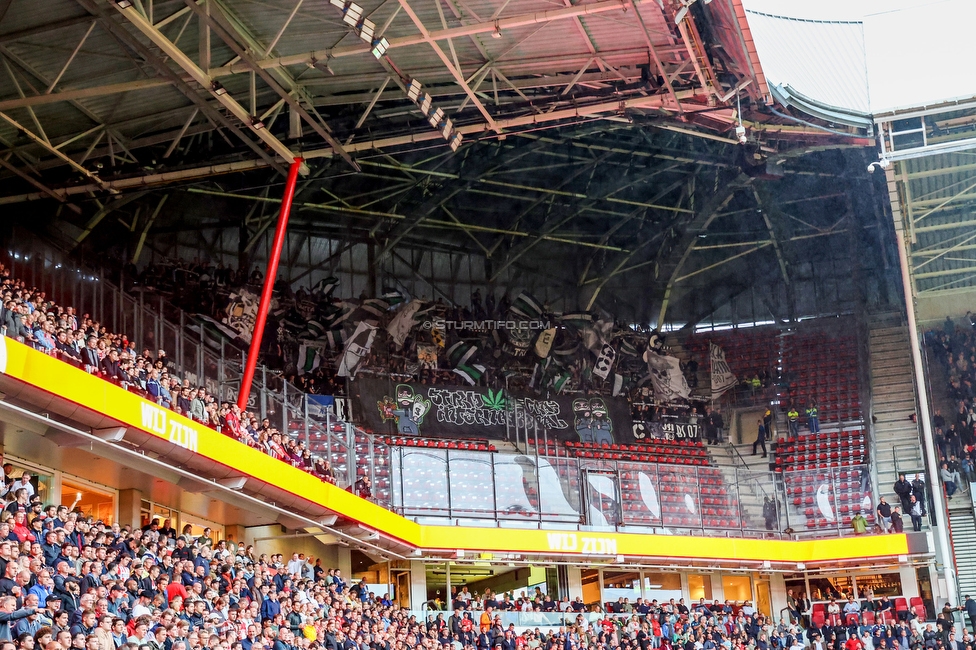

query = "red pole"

[{"left": 237, "top": 157, "right": 303, "bottom": 410}]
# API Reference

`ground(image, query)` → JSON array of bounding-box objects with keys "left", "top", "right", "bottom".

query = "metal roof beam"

[
  {"left": 107, "top": 1, "right": 296, "bottom": 164},
  {"left": 210, "top": 0, "right": 646, "bottom": 77},
  {"left": 182, "top": 0, "right": 358, "bottom": 170},
  {"left": 396, "top": 0, "right": 498, "bottom": 132}
]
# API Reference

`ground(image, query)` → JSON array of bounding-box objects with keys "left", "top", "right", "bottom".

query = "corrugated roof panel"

[{"left": 743, "top": 8, "right": 868, "bottom": 115}]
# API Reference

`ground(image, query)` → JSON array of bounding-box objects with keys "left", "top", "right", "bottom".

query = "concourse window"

[
  {"left": 808, "top": 575, "right": 853, "bottom": 602},
  {"left": 642, "top": 572, "right": 682, "bottom": 603},
  {"left": 603, "top": 571, "right": 641, "bottom": 604},
  {"left": 688, "top": 574, "right": 713, "bottom": 601},
  {"left": 854, "top": 573, "right": 902, "bottom": 598},
  {"left": 61, "top": 479, "right": 115, "bottom": 524},
  {"left": 721, "top": 575, "right": 752, "bottom": 603}
]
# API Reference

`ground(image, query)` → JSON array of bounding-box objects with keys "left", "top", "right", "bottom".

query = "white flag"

[
  {"left": 336, "top": 321, "right": 377, "bottom": 378},
  {"left": 386, "top": 300, "right": 424, "bottom": 349},
  {"left": 534, "top": 327, "right": 556, "bottom": 358},
  {"left": 644, "top": 351, "right": 691, "bottom": 401},
  {"left": 593, "top": 344, "right": 616, "bottom": 380},
  {"left": 709, "top": 343, "right": 737, "bottom": 399}
]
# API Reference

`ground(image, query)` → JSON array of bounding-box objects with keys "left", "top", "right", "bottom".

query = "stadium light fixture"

[
  {"left": 448, "top": 132, "right": 463, "bottom": 152},
  {"left": 406, "top": 79, "right": 422, "bottom": 101},
  {"left": 358, "top": 18, "right": 376, "bottom": 42},
  {"left": 427, "top": 107, "right": 444, "bottom": 129},
  {"left": 440, "top": 118, "right": 453, "bottom": 139},
  {"left": 371, "top": 37, "right": 389, "bottom": 58},
  {"left": 114, "top": 0, "right": 134, "bottom": 8},
  {"left": 342, "top": 2, "right": 363, "bottom": 27},
  {"left": 210, "top": 81, "right": 228, "bottom": 96},
  {"left": 419, "top": 93, "right": 433, "bottom": 116},
  {"left": 250, "top": 116, "right": 265, "bottom": 130}
]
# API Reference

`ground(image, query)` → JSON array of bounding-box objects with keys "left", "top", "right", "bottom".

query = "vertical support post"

[
  {"left": 238, "top": 157, "right": 303, "bottom": 409},
  {"left": 893, "top": 212, "right": 958, "bottom": 606}
]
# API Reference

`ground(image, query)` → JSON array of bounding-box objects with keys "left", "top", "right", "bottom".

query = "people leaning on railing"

[{"left": 0, "top": 263, "right": 341, "bottom": 488}]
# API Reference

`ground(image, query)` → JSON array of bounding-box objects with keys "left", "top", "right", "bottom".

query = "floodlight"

[
  {"left": 329, "top": 0, "right": 344, "bottom": 7},
  {"left": 440, "top": 118, "right": 453, "bottom": 139},
  {"left": 407, "top": 79, "right": 422, "bottom": 101},
  {"left": 115, "top": 0, "right": 134, "bottom": 8},
  {"left": 358, "top": 18, "right": 376, "bottom": 42},
  {"left": 428, "top": 107, "right": 444, "bottom": 129},
  {"left": 342, "top": 2, "right": 363, "bottom": 26},
  {"left": 448, "top": 132, "right": 463, "bottom": 152},
  {"left": 210, "top": 81, "right": 228, "bottom": 96},
  {"left": 250, "top": 116, "right": 265, "bottom": 130},
  {"left": 419, "top": 93, "right": 432, "bottom": 116},
  {"left": 371, "top": 37, "right": 389, "bottom": 58}
]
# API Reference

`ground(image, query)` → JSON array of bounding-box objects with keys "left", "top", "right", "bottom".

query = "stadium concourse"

[{"left": 4, "top": 0, "right": 976, "bottom": 649}]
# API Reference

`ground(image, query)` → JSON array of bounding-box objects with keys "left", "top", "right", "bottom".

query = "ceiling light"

[
  {"left": 448, "top": 132, "right": 463, "bottom": 152},
  {"left": 492, "top": 22, "right": 502, "bottom": 39},
  {"left": 210, "top": 81, "right": 227, "bottom": 96},
  {"left": 358, "top": 18, "right": 376, "bottom": 42},
  {"left": 329, "top": 0, "right": 344, "bottom": 6},
  {"left": 420, "top": 93, "right": 432, "bottom": 116},
  {"left": 250, "top": 116, "right": 265, "bottom": 130},
  {"left": 115, "top": 0, "right": 133, "bottom": 7},
  {"left": 440, "top": 118, "right": 453, "bottom": 139},
  {"left": 371, "top": 37, "right": 389, "bottom": 58},
  {"left": 427, "top": 107, "right": 444, "bottom": 129},
  {"left": 342, "top": 2, "right": 363, "bottom": 26},
  {"left": 406, "top": 79, "right": 422, "bottom": 101}
]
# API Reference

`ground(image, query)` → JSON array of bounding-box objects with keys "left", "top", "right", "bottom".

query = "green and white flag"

[
  {"left": 298, "top": 344, "right": 323, "bottom": 375},
  {"left": 510, "top": 291, "right": 543, "bottom": 319},
  {"left": 447, "top": 340, "right": 485, "bottom": 385}
]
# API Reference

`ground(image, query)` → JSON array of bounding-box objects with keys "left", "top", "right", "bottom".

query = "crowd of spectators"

[
  {"left": 0, "top": 262, "right": 376, "bottom": 497},
  {"left": 924, "top": 316, "right": 976, "bottom": 502},
  {"left": 0, "top": 462, "right": 952, "bottom": 650}
]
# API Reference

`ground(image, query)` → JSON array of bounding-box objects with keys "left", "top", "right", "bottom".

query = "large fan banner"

[{"left": 350, "top": 378, "right": 635, "bottom": 443}]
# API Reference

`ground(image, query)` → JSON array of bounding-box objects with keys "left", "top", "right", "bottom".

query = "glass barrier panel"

[
  {"left": 538, "top": 455, "right": 582, "bottom": 524},
  {"left": 446, "top": 450, "right": 496, "bottom": 515},
  {"left": 493, "top": 452, "right": 538, "bottom": 520},
  {"left": 618, "top": 462, "right": 661, "bottom": 528},
  {"left": 400, "top": 448, "right": 450, "bottom": 515}
]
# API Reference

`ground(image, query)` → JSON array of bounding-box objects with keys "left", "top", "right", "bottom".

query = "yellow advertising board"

[{"left": 0, "top": 337, "right": 910, "bottom": 563}]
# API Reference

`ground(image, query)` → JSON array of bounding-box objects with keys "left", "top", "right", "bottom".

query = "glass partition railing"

[{"left": 391, "top": 440, "right": 872, "bottom": 538}]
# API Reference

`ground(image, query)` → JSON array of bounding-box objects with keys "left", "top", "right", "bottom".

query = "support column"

[
  {"left": 561, "top": 566, "right": 583, "bottom": 601},
  {"left": 410, "top": 560, "right": 428, "bottom": 609},
  {"left": 889, "top": 169, "right": 958, "bottom": 607},
  {"left": 117, "top": 488, "right": 143, "bottom": 530},
  {"left": 238, "top": 157, "right": 303, "bottom": 409}
]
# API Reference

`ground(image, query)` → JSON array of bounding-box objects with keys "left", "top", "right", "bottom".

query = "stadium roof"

[{"left": 0, "top": 0, "right": 893, "bottom": 326}]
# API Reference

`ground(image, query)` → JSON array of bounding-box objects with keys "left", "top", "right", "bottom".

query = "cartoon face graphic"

[
  {"left": 589, "top": 398, "right": 607, "bottom": 419},
  {"left": 396, "top": 384, "right": 414, "bottom": 407},
  {"left": 572, "top": 398, "right": 590, "bottom": 417}
]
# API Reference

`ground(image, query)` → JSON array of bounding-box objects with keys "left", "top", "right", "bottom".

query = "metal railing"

[{"left": 2, "top": 247, "right": 394, "bottom": 507}]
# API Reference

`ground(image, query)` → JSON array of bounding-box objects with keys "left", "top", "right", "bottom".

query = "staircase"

[
  {"left": 948, "top": 500, "right": 976, "bottom": 599},
  {"left": 710, "top": 438, "right": 773, "bottom": 531},
  {"left": 868, "top": 320, "right": 924, "bottom": 494}
]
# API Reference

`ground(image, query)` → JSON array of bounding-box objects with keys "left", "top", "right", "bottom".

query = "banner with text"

[{"left": 351, "top": 378, "right": 634, "bottom": 443}]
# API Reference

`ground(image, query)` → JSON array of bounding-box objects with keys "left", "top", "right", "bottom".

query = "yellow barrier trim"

[{"left": 0, "top": 338, "right": 910, "bottom": 563}]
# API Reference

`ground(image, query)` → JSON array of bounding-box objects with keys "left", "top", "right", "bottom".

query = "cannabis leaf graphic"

[{"left": 481, "top": 388, "right": 507, "bottom": 411}]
